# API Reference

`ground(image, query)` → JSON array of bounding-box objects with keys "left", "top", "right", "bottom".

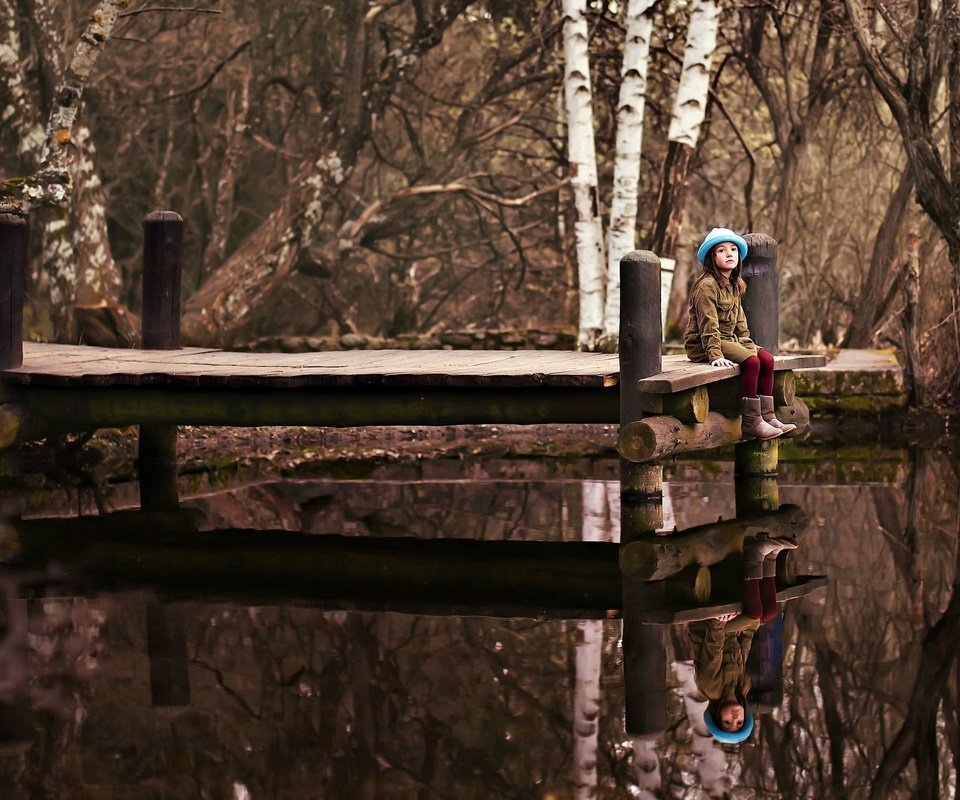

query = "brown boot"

[
  {"left": 741, "top": 397, "right": 782, "bottom": 440},
  {"left": 760, "top": 395, "right": 797, "bottom": 435},
  {"left": 744, "top": 534, "right": 798, "bottom": 580}
]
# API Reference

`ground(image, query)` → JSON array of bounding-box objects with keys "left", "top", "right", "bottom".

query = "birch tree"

[
  {"left": 0, "top": 0, "right": 129, "bottom": 341},
  {"left": 650, "top": 0, "right": 720, "bottom": 330},
  {"left": 0, "top": 0, "right": 130, "bottom": 214},
  {"left": 562, "top": 0, "right": 605, "bottom": 351},
  {"left": 601, "top": 0, "right": 655, "bottom": 346},
  {"left": 573, "top": 480, "right": 616, "bottom": 798}
]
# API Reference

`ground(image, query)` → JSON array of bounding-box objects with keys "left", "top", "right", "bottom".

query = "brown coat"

[
  {"left": 683, "top": 274, "right": 759, "bottom": 363},
  {"left": 688, "top": 616, "right": 761, "bottom": 702}
]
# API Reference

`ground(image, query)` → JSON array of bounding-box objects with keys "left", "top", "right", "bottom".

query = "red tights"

[
  {"left": 744, "top": 577, "right": 779, "bottom": 622},
  {"left": 739, "top": 348, "right": 774, "bottom": 396}
]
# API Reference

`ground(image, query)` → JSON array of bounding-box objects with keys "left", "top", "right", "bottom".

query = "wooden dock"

[
  {"left": 0, "top": 216, "right": 827, "bottom": 460},
  {"left": 1, "top": 342, "right": 823, "bottom": 389},
  {"left": 0, "top": 343, "right": 823, "bottom": 444}
]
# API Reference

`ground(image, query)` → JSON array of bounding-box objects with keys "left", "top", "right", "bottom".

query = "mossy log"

[
  {"left": 619, "top": 504, "right": 808, "bottom": 581},
  {"left": 3, "top": 521, "right": 630, "bottom": 616},
  {"left": 0, "top": 405, "right": 24, "bottom": 450},
  {"left": 618, "top": 411, "right": 739, "bottom": 462},
  {"left": 636, "top": 386, "right": 709, "bottom": 423},
  {"left": 0, "top": 384, "right": 621, "bottom": 447},
  {"left": 618, "top": 396, "right": 810, "bottom": 463}
]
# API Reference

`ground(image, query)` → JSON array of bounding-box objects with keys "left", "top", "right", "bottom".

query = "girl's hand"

[
  {"left": 711, "top": 358, "right": 736, "bottom": 368},
  {"left": 715, "top": 612, "right": 740, "bottom": 622}
]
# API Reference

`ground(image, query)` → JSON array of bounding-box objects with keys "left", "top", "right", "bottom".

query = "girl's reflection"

[{"left": 688, "top": 534, "right": 798, "bottom": 743}]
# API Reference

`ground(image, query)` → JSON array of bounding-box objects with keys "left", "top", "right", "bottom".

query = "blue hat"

[
  {"left": 697, "top": 227, "right": 748, "bottom": 265},
  {"left": 703, "top": 707, "right": 755, "bottom": 744}
]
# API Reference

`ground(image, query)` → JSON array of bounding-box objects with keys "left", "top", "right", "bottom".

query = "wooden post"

[
  {"left": 735, "top": 439, "right": 780, "bottom": 479},
  {"left": 621, "top": 579, "right": 667, "bottom": 738},
  {"left": 619, "top": 250, "right": 663, "bottom": 498},
  {"left": 0, "top": 215, "right": 27, "bottom": 370},
  {"left": 619, "top": 250, "right": 663, "bottom": 422},
  {"left": 741, "top": 233, "right": 778, "bottom": 354},
  {"left": 138, "top": 424, "right": 179, "bottom": 512},
  {"left": 621, "top": 496, "right": 664, "bottom": 540},
  {"left": 0, "top": 597, "right": 32, "bottom": 750},
  {"left": 734, "top": 474, "right": 780, "bottom": 513},
  {"left": 736, "top": 222, "right": 782, "bottom": 478},
  {"left": 142, "top": 211, "right": 183, "bottom": 350},
  {"left": 145, "top": 602, "right": 191, "bottom": 707}
]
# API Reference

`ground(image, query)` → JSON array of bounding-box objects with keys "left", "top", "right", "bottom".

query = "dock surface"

[{"left": 1, "top": 343, "right": 825, "bottom": 390}]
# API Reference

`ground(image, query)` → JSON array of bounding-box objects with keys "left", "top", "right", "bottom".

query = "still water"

[{"left": 0, "top": 428, "right": 957, "bottom": 799}]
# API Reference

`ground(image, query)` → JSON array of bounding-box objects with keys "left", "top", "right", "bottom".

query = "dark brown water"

[{"left": 0, "top": 432, "right": 956, "bottom": 799}]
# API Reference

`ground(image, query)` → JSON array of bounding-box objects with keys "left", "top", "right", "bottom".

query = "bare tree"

[{"left": 844, "top": 0, "right": 960, "bottom": 397}]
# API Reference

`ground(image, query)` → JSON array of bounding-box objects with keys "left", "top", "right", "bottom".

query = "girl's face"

[
  {"left": 711, "top": 242, "right": 739, "bottom": 275},
  {"left": 720, "top": 702, "right": 745, "bottom": 731}
]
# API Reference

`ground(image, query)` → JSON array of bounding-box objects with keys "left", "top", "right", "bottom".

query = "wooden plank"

[
  {"left": 6, "top": 343, "right": 817, "bottom": 393},
  {"left": 636, "top": 354, "right": 827, "bottom": 393},
  {"left": 631, "top": 576, "right": 828, "bottom": 624},
  {"left": 4, "top": 345, "right": 622, "bottom": 389}
]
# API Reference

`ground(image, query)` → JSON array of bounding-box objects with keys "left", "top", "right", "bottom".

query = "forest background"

[{"left": 2, "top": 0, "right": 959, "bottom": 403}]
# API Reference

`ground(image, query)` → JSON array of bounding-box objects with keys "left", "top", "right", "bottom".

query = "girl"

[
  {"left": 683, "top": 227, "right": 796, "bottom": 439},
  {"left": 688, "top": 534, "right": 798, "bottom": 744}
]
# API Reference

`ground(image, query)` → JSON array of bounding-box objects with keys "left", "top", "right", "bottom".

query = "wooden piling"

[
  {"left": 619, "top": 250, "right": 663, "bottom": 422},
  {"left": 742, "top": 233, "right": 778, "bottom": 354},
  {"left": 0, "top": 598, "right": 32, "bottom": 750},
  {"left": 142, "top": 211, "right": 183, "bottom": 350},
  {"left": 621, "top": 579, "right": 667, "bottom": 738},
  {"left": 0, "top": 215, "right": 26, "bottom": 370},
  {"left": 619, "top": 250, "right": 664, "bottom": 498},
  {"left": 621, "top": 496, "right": 664, "bottom": 539},
  {"left": 735, "top": 439, "right": 780, "bottom": 478},
  {"left": 138, "top": 423, "right": 179, "bottom": 512},
  {"left": 734, "top": 474, "right": 780, "bottom": 513},
  {"left": 145, "top": 602, "right": 191, "bottom": 707}
]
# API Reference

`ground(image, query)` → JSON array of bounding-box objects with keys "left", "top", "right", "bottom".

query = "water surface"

[{"left": 0, "top": 431, "right": 956, "bottom": 799}]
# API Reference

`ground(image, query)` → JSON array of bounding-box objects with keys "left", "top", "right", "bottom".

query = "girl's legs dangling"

[
  {"left": 743, "top": 536, "right": 798, "bottom": 621},
  {"left": 756, "top": 348, "right": 797, "bottom": 434},
  {"left": 739, "top": 355, "right": 760, "bottom": 397},
  {"left": 739, "top": 350, "right": 774, "bottom": 397},
  {"left": 757, "top": 348, "right": 775, "bottom": 396}
]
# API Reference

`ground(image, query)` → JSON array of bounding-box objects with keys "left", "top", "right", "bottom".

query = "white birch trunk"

[
  {"left": 202, "top": 65, "right": 253, "bottom": 278},
  {"left": 574, "top": 481, "right": 614, "bottom": 799},
  {"left": 673, "top": 659, "right": 739, "bottom": 797},
  {"left": 0, "top": 0, "right": 131, "bottom": 214},
  {"left": 0, "top": 4, "right": 45, "bottom": 166},
  {"left": 632, "top": 737, "right": 661, "bottom": 798},
  {"left": 667, "top": 0, "right": 719, "bottom": 149},
  {"left": 602, "top": 0, "right": 655, "bottom": 341},
  {"left": 562, "top": 0, "right": 605, "bottom": 351}
]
